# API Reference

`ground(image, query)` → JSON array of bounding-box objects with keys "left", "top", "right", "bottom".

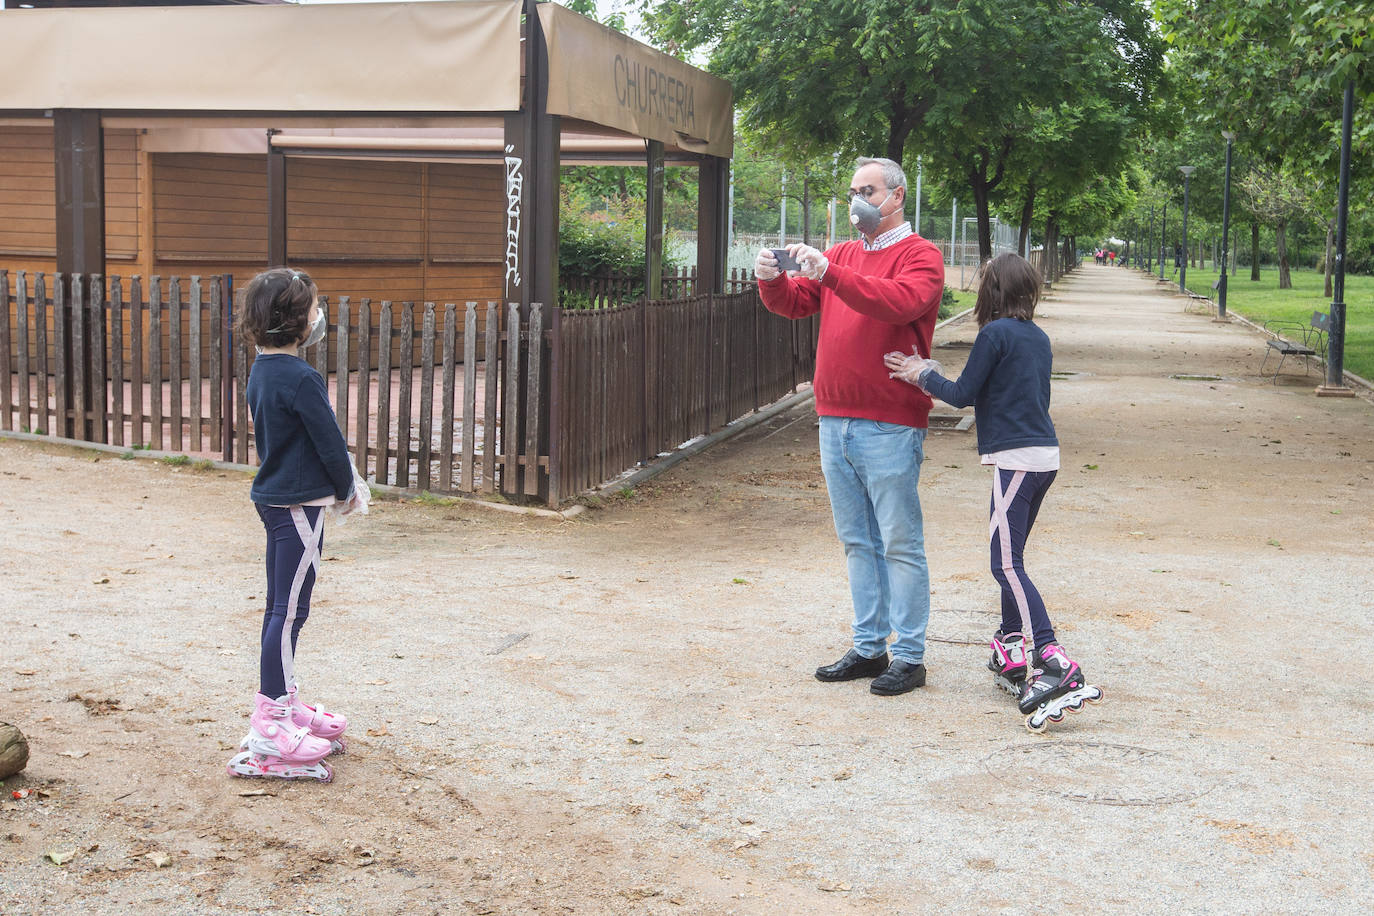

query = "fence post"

[
  {"left": 547, "top": 304, "right": 561, "bottom": 505},
  {"left": 221, "top": 275, "right": 234, "bottom": 463},
  {"left": 0, "top": 270, "right": 9, "bottom": 432},
  {"left": 524, "top": 303, "right": 543, "bottom": 498}
]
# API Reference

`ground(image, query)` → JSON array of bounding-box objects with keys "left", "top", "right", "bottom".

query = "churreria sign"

[{"left": 613, "top": 53, "right": 695, "bottom": 131}]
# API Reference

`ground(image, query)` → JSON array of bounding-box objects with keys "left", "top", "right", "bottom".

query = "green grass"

[{"left": 1219, "top": 268, "right": 1374, "bottom": 381}]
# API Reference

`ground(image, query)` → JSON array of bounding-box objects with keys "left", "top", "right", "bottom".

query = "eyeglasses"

[{"left": 846, "top": 185, "right": 885, "bottom": 203}]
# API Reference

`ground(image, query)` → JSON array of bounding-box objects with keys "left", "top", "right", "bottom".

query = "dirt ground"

[{"left": 2, "top": 265, "right": 1373, "bottom": 915}]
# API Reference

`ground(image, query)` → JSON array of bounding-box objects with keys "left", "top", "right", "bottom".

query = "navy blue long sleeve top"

[
  {"left": 246, "top": 354, "right": 354, "bottom": 505},
  {"left": 920, "top": 317, "right": 1058, "bottom": 455}
]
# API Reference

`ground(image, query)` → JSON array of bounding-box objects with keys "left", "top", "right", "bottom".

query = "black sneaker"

[
  {"left": 870, "top": 659, "right": 927, "bottom": 696},
  {"left": 814, "top": 649, "right": 890, "bottom": 682}
]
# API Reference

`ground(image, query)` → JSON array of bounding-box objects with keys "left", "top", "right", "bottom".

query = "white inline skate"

[
  {"left": 1018, "top": 644, "right": 1103, "bottom": 733},
  {"left": 987, "top": 630, "right": 1028, "bottom": 697},
  {"left": 227, "top": 693, "right": 334, "bottom": 782}
]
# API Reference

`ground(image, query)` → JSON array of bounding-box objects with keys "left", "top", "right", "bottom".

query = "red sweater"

[{"left": 759, "top": 234, "right": 946, "bottom": 428}]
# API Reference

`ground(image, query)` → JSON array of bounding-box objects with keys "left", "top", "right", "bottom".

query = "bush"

[
  {"left": 559, "top": 187, "right": 681, "bottom": 308},
  {"left": 939, "top": 285, "right": 958, "bottom": 320}
]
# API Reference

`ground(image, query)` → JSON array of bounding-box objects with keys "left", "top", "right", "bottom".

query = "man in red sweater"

[{"left": 755, "top": 157, "right": 945, "bottom": 696}]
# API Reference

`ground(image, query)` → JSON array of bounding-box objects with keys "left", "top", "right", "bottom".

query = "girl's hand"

[{"left": 884, "top": 350, "right": 944, "bottom": 391}]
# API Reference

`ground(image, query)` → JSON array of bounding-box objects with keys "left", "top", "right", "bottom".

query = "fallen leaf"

[
  {"left": 366, "top": 726, "right": 389, "bottom": 737},
  {"left": 92, "top": 576, "right": 110, "bottom": 585},
  {"left": 526, "top": 653, "right": 546, "bottom": 661},
  {"left": 47, "top": 848, "right": 78, "bottom": 866},
  {"left": 146, "top": 852, "right": 171, "bottom": 868},
  {"left": 14, "top": 669, "right": 35, "bottom": 676},
  {"left": 238, "top": 789, "right": 275, "bottom": 797},
  {"left": 416, "top": 716, "right": 439, "bottom": 726},
  {"left": 57, "top": 750, "right": 89, "bottom": 759},
  {"left": 365, "top": 678, "right": 388, "bottom": 686},
  {"left": 818, "top": 881, "right": 852, "bottom": 893},
  {"left": 626, "top": 736, "right": 644, "bottom": 745},
  {"left": 833, "top": 769, "right": 853, "bottom": 781}
]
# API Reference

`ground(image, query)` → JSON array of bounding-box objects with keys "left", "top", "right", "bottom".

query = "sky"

[{"left": 293, "top": 0, "right": 645, "bottom": 36}]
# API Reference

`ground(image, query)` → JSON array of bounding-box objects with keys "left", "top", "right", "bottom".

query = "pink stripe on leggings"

[
  {"left": 990, "top": 469, "right": 1037, "bottom": 653},
  {"left": 278, "top": 506, "right": 323, "bottom": 696}
]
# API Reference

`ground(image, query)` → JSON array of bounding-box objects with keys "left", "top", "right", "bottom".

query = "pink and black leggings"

[
  {"left": 255, "top": 503, "right": 325, "bottom": 700},
  {"left": 988, "top": 468, "right": 1057, "bottom": 650}
]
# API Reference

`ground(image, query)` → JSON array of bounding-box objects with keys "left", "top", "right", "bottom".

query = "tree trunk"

[
  {"left": 1276, "top": 218, "right": 1291, "bottom": 289},
  {"left": 1250, "top": 222, "right": 1261, "bottom": 281},
  {"left": 970, "top": 173, "right": 993, "bottom": 263},
  {"left": 802, "top": 174, "right": 812, "bottom": 246},
  {"left": 1043, "top": 214, "right": 1059, "bottom": 283},
  {"left": 1324, "top": 218, "right": 1334, "bottom": 297},
  {"left": 1017, "top": 182, "right": 1036, "bottom": 257}
]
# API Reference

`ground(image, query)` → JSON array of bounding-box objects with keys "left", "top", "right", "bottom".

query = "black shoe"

[
  {"left": 870, "top": 659, "right": 927, "bottom": 696},
  {"left": 815, "top": 649, "right": 890, "bottom": 682}
]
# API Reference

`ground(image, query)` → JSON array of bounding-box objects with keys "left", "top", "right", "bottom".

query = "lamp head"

[
  {"left": 1179, "top": 166, "right": 1197, "bottom": 177},
  {"left": 1221, "top": 130, "right": 1236, "bottom": 142}
]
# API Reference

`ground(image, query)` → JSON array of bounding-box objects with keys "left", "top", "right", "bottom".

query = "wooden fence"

[
  {"left": 2, "top": 269, "right": 809, "bottom": 506},
  {"left": 0, "top": 270, "right": 548, "bottom": 498},
  {"left": 559, "top": 266, "right": 698, "bottom": 310},
  {"left": 553, "top": 290, "right": 816, "bottom": 500}
]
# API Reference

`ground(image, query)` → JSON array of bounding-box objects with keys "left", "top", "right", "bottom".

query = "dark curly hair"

[
  {"left": 235, "top": 267, "right": 318, "bottom": 348},
  {"left": 973, "top": 253, "right": 1042, "bottom": 328}
]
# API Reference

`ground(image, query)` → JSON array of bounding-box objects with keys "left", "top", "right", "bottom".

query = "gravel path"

[{"left": 2, "top": 264, "right": 1372, "bottom": 914}]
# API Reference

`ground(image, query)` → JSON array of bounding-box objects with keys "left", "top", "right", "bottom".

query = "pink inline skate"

[
  {"left": 226, "top": 693, "right": 334, "bottom": 782},
  {"left": 287, "top": 681, "right": 348, "bottom": 754}
]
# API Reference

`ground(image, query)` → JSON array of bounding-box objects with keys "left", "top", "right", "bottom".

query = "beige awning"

[
  {"left": 0, "top": 1, "right": 521, "bottom": 113},
  {"left": 539, "top": 2, "right": 733, "bottom": 159}
]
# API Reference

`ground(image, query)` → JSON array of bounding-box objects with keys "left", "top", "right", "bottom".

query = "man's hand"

[
  {"left": 792, "top": 244, "right": 828, "bottom": 281},
  {"left": 754, "top": 248, "right": 781, "bottom": 281}
]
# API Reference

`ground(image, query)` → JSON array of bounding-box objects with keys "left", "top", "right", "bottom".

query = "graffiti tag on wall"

[{"left": 504, "top": 146, "right": 523, "bottom": 291}]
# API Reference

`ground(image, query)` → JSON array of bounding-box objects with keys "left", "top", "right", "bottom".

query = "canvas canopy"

[
  {"left": 0, "top": 2, "right": 521, "bottom": 113},
  {"left": 0, "top": 0, "right": 732, "bottom": 157}
]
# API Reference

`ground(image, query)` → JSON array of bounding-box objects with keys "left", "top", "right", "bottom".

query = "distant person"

[
  {"left": 884, "top": 253, "right": 1103, "bottom": 730},
  {"left": 226, "top": 268, "right": 368, "bottom": 782},
  {"left": 1108, "top": 250, "right": 1116, "bottom": 266},
  {"left": 754, "top": 157, "right": 945, "bottom": 697}
]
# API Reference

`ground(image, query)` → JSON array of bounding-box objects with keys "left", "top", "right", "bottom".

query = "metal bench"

[{"left": 1260, "top": 311, "right": 1329, "bottom": 381}]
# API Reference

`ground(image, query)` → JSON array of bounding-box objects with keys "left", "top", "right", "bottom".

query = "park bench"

[{"left": 1260, "top": 311, "right": 1329, "bottom": 381}]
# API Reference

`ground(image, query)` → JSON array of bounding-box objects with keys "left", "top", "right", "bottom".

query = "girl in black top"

[
  {"left": 226, "top": 268, "right": 364, "bottom": 782},
  {"left": 886, "top": 254, "right": 1102, "bottom": 731}
]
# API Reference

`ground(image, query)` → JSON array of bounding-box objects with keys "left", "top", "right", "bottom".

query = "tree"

[
  {"left": 1237, "top": 165, "right": 1323, "bottom": 289},
  {"left": 646, "top": 0, "right": 1162, "bottom": 261}
]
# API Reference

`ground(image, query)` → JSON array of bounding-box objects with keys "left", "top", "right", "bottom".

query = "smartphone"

[{"left": 770, "top": 248, "right": 801, "bottom": 271}]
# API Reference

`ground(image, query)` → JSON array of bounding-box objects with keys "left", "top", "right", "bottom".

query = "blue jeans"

[{"left": 818, "top": 417, "right": 930, "bottom": 664}]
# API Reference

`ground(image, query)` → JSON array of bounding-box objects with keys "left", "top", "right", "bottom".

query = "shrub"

[{"left": 559, "top": 187, "right": 681, "bottom": 308}]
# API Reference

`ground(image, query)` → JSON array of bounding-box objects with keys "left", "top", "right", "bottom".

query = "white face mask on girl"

[{"left": 301, "top": 309, "right": 327, "bottom": 348}]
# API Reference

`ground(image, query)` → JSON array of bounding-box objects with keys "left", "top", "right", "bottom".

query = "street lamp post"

[
  {"left": 1178, "top": 166, "right": 1196, "bottom": 294},
  {"left": 1318, "top": 81, "right": 1356, "bottom": 398},
  {"left": 1218, "top": 132, "right": 1235, "bottom": 320}
]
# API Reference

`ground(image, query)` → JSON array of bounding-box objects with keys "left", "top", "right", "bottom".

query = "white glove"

[
  {"left": 793, "top": 244, "right": 828, "bottom": 281},
  {"left": 331, "top": 461, "right": 371, "bottom": 524},
  {"left": 754, "top": 248, "right": 780, "bottom": 281},
  {"left": 883, "top": 350, "right": 944, "bottom": 391}
]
